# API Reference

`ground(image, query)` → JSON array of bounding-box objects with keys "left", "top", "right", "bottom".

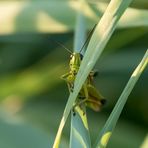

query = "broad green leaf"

[
  {"left": 0, "top": 1, "right": 148, "bottom": 34},
  {"left": 0, "top": 118, "right": 50, "bottom": 148}
]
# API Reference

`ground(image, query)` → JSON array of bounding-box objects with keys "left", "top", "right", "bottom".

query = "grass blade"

[
  {"left": 70, "top": 0, "right": 91, "bottom": 148},
  {"left": 94, "top": 49, "right": 148, "bottom": 148},
  {"left": 70, "top": 107, "right": 91, "bottom": 148},
  {"left": 97, "top": 0, "right": 148, "bottom": 9},
  {"left": 53, "top": 0, "right": 133, "bottom": 147},
  {"left": 73, "top": 0, "right": 86, "bottom": 53}
]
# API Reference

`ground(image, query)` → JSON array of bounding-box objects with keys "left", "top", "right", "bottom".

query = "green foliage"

[
  {"left": 1, "top": 0, "right": 148, "bottom": 34},
  {"left": 0, "top": 0, "right": 148, "bottom": 148},
  {"left": 95, "top": 50, "right": 148, "bottom": 148},
  {"left": 70, "top": 107, "right": 91, "bottom": 148},
  {"left": 70, "top": 1, "right": 91, "bottom": 147}
]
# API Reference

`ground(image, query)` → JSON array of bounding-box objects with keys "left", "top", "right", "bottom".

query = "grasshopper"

[
  {"left": 59, "top": 25, "right": 106, "bottom": 112},
  {"left": 61, "top": 52, "right": 106, "bottom": 112}
]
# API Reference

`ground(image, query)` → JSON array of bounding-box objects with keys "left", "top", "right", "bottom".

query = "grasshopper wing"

[{"left": 86, "top": 84, "right": 106, "bottom": 111}]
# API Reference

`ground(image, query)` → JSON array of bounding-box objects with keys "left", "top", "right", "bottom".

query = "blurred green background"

[{"left": 0, "top": 0, "right": 148, "bottom": 148}]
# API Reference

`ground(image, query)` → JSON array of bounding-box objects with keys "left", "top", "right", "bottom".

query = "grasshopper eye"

[{"left": 70, "top": 55, "right": 73, "bottom": 59}]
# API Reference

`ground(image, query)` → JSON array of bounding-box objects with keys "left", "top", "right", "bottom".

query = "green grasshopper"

[
  {"left": 58, "top": 25, "right": 106, "bottom": 112},
  {"left": 61, "top": 52, "right": 106, "bottom": 112}
]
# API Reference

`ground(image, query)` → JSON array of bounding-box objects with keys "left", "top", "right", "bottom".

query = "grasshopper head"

[{"left": 69, "top": 52, "right": 83, "bottom": 73}]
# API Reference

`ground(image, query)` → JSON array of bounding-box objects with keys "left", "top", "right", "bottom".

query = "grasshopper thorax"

[{"left": 69, "top": 52, "right": 83, "bottom": 74}]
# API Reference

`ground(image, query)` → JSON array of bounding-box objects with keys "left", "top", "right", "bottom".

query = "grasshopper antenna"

[
  {"left": 79, "top": 24, "right": 97, "bottom": 54},
  {"left": 52, "top": 39, "right": 72, "bottom": 54}
]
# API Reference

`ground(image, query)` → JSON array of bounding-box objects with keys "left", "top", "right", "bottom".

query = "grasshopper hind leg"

[{"left": 72, "top": 97, "right": 87, "bottom": 116}]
